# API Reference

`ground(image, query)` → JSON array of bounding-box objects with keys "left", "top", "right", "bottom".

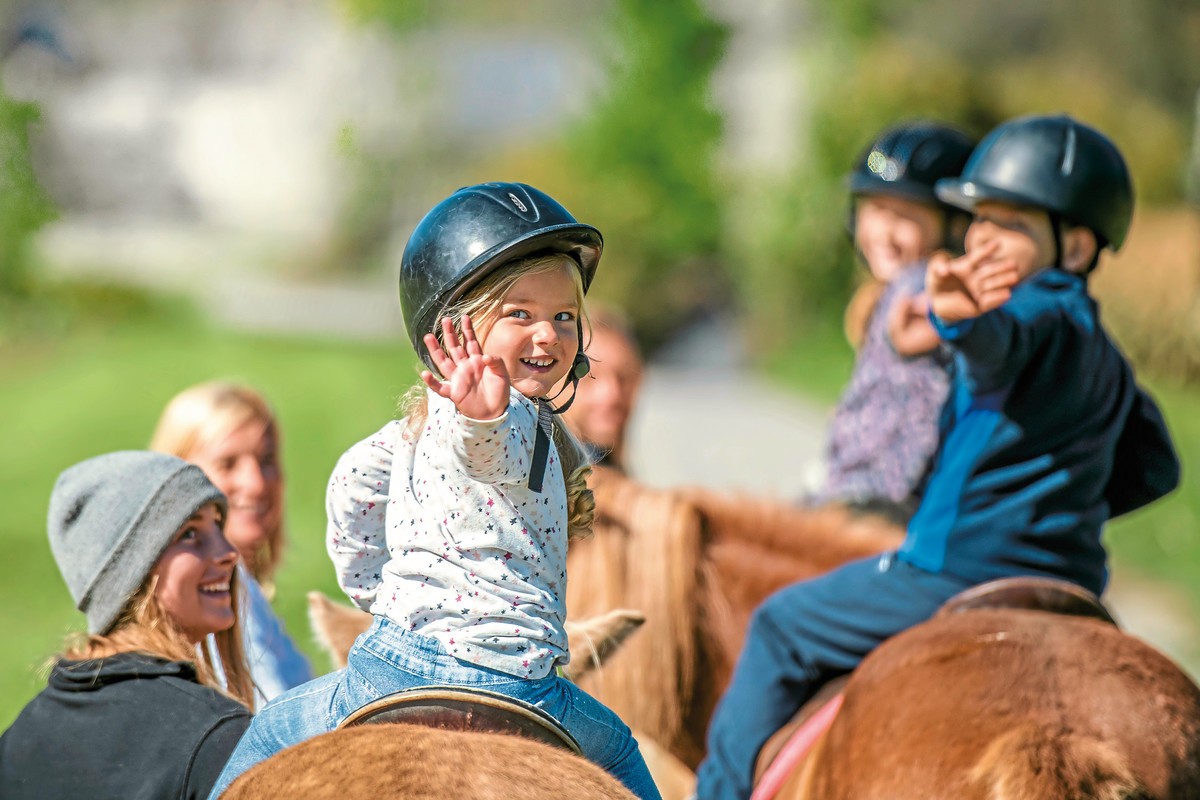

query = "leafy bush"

[
  {"left": 0, "top": 91, "right": 55, "bottom": 297},
  {"left": 556, "top": 0, "right": 730, "bottom": 352},
  {"left": 724, "top": 26, "right": 1194, "bottom": 360}
]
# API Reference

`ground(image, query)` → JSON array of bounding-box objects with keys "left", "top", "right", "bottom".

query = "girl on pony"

[
  {"left": 811, "top": 121, "right": 975, "bottom": 523},
  {"left": 209, "top": 182, "right": 659, "bottom": 800},
  {"left": 0, "top": 451, "right": 253, "bottom": 799}
]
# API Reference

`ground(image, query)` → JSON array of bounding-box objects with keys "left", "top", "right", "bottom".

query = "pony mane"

[
  {"left": 567, "top": 468, "right": 905, "bottom": 762},
  {"left": 567, "top": 467, "right": 702, "bottom": 750}
]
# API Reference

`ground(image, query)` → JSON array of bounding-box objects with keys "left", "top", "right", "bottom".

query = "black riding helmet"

[
  {"left": 400, "top": 183, "right": 602, "bottom": 493},
  {"left": 935, "top": 114, "right": 1134, "bottom": 252},
  {"left": 399, "top": 182, "right": 603, "bottom": 372},
  {"left": 847, "top": 121, "right": 976, "bottom": 253}
]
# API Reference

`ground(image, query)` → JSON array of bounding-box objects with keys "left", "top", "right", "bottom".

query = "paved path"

[{"left": 628, "top": 316, "right": 827, "bottom": 497}]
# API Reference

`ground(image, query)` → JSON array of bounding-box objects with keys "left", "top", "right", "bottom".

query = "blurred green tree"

[
  {"left": 729, "top": 0, "right": 1200, "bottom": 362},
  {"left": 556, "top": 0, "right": 730, "bottom": 352},
  {"left": 0, "top": 90, "right": 55, "bottom": 298},
  {"left": 338, "top": 0, "right": 430, "bottom": 31}
]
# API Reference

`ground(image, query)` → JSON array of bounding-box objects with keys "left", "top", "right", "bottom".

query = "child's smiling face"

[
  {"left": 478, "top": 263, "right": 581, "bottom": 399},
  {"left": 854, "top": 194, "right": 945, "bottom": 282},
  {"left": 965, "top": 201, "right": 1057, "bottom": 283}
]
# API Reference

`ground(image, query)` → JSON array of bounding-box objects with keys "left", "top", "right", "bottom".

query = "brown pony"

[
  {"left": 565, "top": 466, "right": 904, "bottom": 767},
  {"left": 305, "top": 595, "right": 699, "bottom": 800},
  {"left": 567, "top": 467, "right": 1200, "bottom": 799},
  {"left": 769, "top": 608, "right": 1200, "bottom": 799},
  {"left": 222, "top": 725, "right": 636, "bottom": 799}
]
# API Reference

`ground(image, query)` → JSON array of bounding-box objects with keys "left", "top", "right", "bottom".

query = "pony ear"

[
  {"left": 562, "top": 608, "right": 645, "bottom": 682},
  {"left": 307, "top": 592, "right": 372, "bottom": 670}
]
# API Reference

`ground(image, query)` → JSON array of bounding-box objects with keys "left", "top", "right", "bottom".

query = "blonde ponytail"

[{"left": 553, "top": 415, "right": 595, "bottom": 540}]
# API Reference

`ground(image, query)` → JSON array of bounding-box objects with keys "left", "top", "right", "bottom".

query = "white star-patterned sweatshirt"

[{"left": 325, "top": 388, "right": 570, "bottom": 679}]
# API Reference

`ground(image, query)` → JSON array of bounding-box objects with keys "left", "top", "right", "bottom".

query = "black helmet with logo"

[
  {"left": 847, "top": 121, "right": 976, "bottom": 252},
  {"left": 848, "top": 121, "right": 976, "bottom": 206},
  {"left": 399, "top": 182, "right": 603, "bottom": 370},
  {"left": 935, "top": 114, "right": 1134, "bottom": 250}
]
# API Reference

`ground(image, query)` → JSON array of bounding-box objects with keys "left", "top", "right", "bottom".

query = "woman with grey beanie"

[{"left": 0, "top": 451, "right": 254, "bottom": 800}]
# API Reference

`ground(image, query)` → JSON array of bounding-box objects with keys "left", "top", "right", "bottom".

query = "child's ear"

[{"left": 1061, "top": 227, "right": 1099, "bottom": 275}]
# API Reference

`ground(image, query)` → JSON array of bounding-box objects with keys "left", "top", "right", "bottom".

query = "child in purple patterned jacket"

[{"left": 812, "top": 121, "right": 975, "bottom": 523}]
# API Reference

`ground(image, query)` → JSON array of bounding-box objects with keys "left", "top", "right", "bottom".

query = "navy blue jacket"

[{"left": 898, "top": 269, "right": 1180, "bottom": 596}]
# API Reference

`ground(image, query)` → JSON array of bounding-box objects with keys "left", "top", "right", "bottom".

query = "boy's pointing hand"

[{"left": 928, "top": 244, "right": 1019, "bottom": 324}]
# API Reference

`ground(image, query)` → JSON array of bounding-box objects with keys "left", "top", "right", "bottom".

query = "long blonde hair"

[
  {"left": 150, "top": 382, "right": 285, "bottom": 585},
  {"left": 62, "top": 568, "right": 255, "bottom": 708},
  {"left": 403, "top": 253, "right": 595, "bottom": 539}
]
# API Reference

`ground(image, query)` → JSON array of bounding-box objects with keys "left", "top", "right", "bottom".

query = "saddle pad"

[{"left": 749, "top": 693, "right": 844, "bottom": 800}]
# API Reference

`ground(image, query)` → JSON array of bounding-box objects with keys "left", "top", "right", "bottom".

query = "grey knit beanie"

[{"left": 47, "top": 451, "right": 228, "bottom": 634}]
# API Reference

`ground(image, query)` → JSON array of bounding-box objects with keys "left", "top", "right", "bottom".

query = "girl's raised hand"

[
  {"left": 422, "top": 315, "right": 510, "bottom": 420},
  {"left": 927, "top": 244, "right": 1019, "bottom": 324},
  {"left": 887, "top": 290, "right": 941, "bottom": 357}
]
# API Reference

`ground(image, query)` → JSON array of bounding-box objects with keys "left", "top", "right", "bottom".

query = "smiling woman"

[
  {"left": 0, "top": 451, "right": 253, "bottom": 800},
  {"left": 151, "top": 383, "right": 286, "bottom": 583},
  {"left": 151, "top": 382, "right": 313, "bottom": 706},
  {"left": 152, "top": 504, "right": 240, "bottom": 642}
]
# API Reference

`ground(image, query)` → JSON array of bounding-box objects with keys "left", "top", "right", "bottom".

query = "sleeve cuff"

[
  {"left": 460, "top": 410, "right": 508, "bottom": 426},
  {"left": 930, "top": 310, "right": 975, "bottom": 342},
  {"left": 455, "top": 409, "right": 510, "bottom": 443}
]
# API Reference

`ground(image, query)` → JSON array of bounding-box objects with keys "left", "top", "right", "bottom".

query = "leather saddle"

[
  {"left": 936, "top": 575, "right": 1117, "bottom": 627},
  {"left": 338, "top": 686, "right": 582, "bottom": 755}
]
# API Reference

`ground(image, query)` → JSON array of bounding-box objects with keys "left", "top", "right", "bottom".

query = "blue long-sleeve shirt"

[{"left": 897, "top": 269, "right": 1180, "bottom": 596}]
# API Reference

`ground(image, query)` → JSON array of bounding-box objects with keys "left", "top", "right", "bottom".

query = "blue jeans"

[
  {"left": 210, "top": 616, "right": 661, "bottom": 799},
  {"left": 694, "top": 553, "right": 972, "bottom": 800}
]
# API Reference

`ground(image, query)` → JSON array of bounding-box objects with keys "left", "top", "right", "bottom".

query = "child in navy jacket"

[{"left": 695, "top": 114, "right": 1181, "bottom": 800}]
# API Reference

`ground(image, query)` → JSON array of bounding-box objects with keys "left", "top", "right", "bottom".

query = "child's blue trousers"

[
  {"left": 695, "top": 553, "right": 973, "bottom": 800},
  {"left": 210, "top": 616, "right": 661, "bottom": 800}
]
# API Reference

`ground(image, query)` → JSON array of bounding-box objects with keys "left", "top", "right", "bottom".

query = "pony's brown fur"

[
  {"left": 638, "top": 736, "right": 697, "bottom": 800},
  {"left": 566, "top": 467, "right": 1200, "bottom": 798},
  {"left": 222, "top": 724, "right": 636, "bottom": 800},
  {"left": 567, "top": 467, "right": 904, "bottom": 766},
  {"left": 769, "top": 609, "right": 1200, "bottom": 799}
]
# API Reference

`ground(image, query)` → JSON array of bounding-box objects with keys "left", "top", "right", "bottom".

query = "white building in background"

[
  {"left": 2, "top": 0, "right": 811, "bottom": 293},
  {"left": 1, "top": 1, "right": 603, "bottom": 284}
]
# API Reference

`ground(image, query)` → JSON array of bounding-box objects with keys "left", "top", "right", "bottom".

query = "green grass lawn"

[{"left": 0, "top": 303, "right": 421, "bottom": 728}]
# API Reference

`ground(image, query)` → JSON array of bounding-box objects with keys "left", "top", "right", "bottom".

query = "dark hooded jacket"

[{"left": 0, "top": 652, "right": 251, "bottom": 799}]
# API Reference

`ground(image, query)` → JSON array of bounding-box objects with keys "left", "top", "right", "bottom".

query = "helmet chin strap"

[
  {"left": 1049, "top": 212, "right": 1064, "bottom": 270},
  {"left": 526, "top": 343, "right": 591, "bottom": 492},
  {"left": 547, "top": 351, "right": 590, "bottom": 413}
]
